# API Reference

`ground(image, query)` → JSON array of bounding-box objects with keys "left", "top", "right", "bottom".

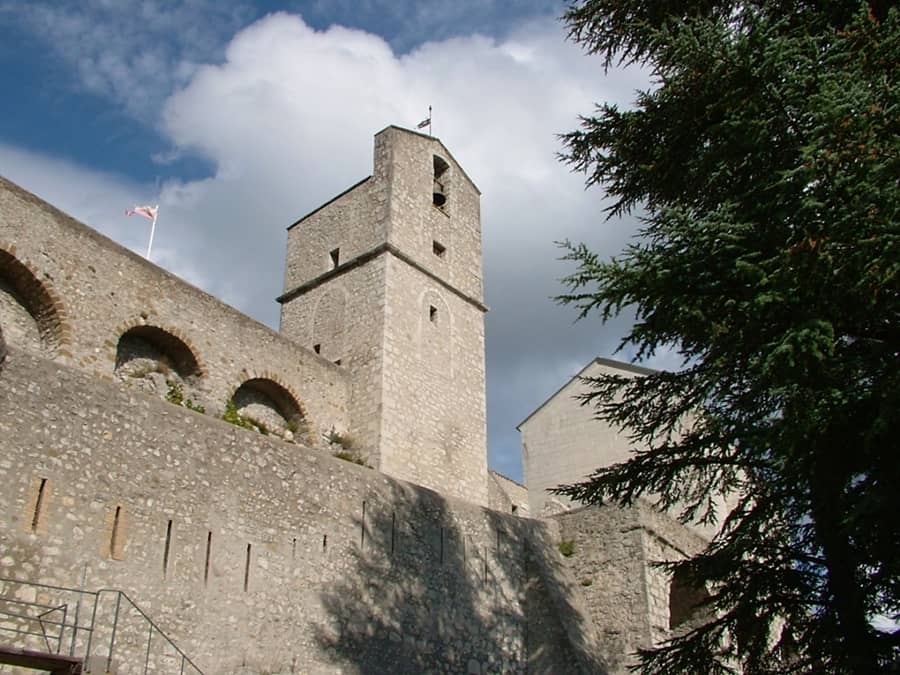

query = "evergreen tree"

[{"left": 556, "top": 1, "right": 899, "bottom": 671}]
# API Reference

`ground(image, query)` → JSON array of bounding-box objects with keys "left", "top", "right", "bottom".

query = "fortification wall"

[
  {"left": 553, "top": 503, "right": 708, "bottom": 672},
  {"left": 0, "top": 348, "right": 599, "bottom": 674},
  {"left": 487, "top": 471, "right": 529, "bottom": 517},
  {"left": 0, "top": 176, "right": 350, "bottom": 443},
  {"left": 630, "top": 502, "right": 709, "bottom": 645}
]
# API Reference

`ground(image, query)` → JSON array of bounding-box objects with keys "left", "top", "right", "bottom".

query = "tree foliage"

[{"left": 556, "top": 1, "right": 899, "bottom": 672}]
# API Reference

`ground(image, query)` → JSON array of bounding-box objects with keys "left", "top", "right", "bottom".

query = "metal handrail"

[
  {"left": 36, "top": 603, "right": 67, "bottom": 653},
  {"left": 0, "top": 577, "right": 204, "bottom": 674},
  {"left": 0, "top": 600, "right": 74, "bottom": 654},
  {"left": 0, "top": 578, "right": 97, "bottom": 658}
]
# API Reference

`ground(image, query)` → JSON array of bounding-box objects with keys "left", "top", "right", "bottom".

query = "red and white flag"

[
  {"left": 125, "top": 204, "right": 160, "bottom": 259},
  {"left": 126, "top": 205, "right": 158, "bottom": 222}
]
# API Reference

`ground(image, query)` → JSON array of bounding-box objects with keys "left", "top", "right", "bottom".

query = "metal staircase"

[{"left": 0, "top": 577, "right": 203, "bottom": 674}]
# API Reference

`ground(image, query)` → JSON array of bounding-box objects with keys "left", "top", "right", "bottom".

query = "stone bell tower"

[{"left": 278, "top": 126, "right": 489, "bottom": 505}]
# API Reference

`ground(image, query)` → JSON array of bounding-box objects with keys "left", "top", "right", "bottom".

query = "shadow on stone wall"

[
  {"left": 315, "top": 482, "right": 608, "bottom": 674},
  {"left": 0, "top": 343, "right": 607, "bottom": 674}
]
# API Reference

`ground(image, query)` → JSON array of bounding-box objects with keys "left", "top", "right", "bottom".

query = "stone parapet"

[{"left": 0, "top": 175, "right": 350, "bottom": 444}]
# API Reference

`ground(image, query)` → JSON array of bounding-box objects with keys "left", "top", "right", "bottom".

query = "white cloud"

[
  {"left": 0, "top": 144, "right": 218, "bottom": 297},
  {"left": 0, "top": 144, "right": 145, "bottom": 250},
  {"left": 3, "top": 12, "right": 651, "bottom": 479},
  {"left": 0, "top": 0, "right": 254, "bottom": 120}
]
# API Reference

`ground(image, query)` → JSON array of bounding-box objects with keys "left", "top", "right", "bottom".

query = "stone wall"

[
  {"left": 380, "top": 253, "right": 488, "bottom": 505},
  {"left": 519, "top": 358, "right": 729, "bottom": 541},
  {"left": 282, "top": 177, "right": 384, "bottom": 293},
  {"left": 279, "top": 257, "right": 388, "bottom": 461},
  {"left": 487, "top": 471, "right": 530, "bottom": 517},
  {"left": 379, "top": 127, "right": 484, "bottom": 304},
  {"left": 552, "top": 503, "right": 707, "bottom": 673},
  {"left": 629, "top": 502, "right": 709, "bottom": 645},
  {"left": 0, "top": 348, "right": 599, "bottom": 674},
  {"left": 0, "top": 176, "right": 350, "bottom": 445},
  {"left": 519, "top": 359, "right": 654, "bottom": 518}
]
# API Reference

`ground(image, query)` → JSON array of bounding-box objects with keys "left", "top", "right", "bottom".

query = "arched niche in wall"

[
  {"left": 114, "top": 323, "right": 203, "bottom": 399},
  {"left": 418, "top": 289, "right": 452, "bottom": 378},
  {"left": 0, "top": 247, "right": 68, "bottom": 356},
  {"left": 311, "top": 287, "right": 347, "bottom": 364},
  {"left": 669, "top": 565, "right": 711, "bottom": 632},
  {"left": 230, "top": 377, "right": 308, "bottom": 442}
]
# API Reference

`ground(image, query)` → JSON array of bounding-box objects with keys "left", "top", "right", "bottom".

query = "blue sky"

[{"left": 0, "top": 0, "right": 666, "bottom": 482}]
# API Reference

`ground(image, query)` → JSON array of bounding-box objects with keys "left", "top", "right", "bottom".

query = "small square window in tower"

[
  {"left": 433, "top": 240, "right": 446, "bottom": 258},
  {"left": 329, "top": 248, "right": 340, "bottom": 270},
  {"left": 432, "top": 155, "right": 449, "bottom": 210},
  {"left": 429, "top": 305, "right": 438, "bottom": 323}
]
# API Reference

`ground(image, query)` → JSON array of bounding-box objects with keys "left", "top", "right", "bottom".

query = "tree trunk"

[{"left": 809, "top": 447, "right": 879, "bottom": 672}]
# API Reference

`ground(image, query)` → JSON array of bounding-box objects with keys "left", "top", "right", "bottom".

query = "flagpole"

[
  {"left": 428, "top": 105, "right": 433, "bottom": 137},
  {"left": 146, "top": 205, "right": 158, "bottom": 260}
]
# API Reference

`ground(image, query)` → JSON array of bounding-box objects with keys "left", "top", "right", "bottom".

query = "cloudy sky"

[{"left": 0, "top": 0, "right": 672, "bottom": 482}]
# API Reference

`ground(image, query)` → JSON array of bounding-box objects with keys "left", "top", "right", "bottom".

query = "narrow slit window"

[
  {"left": 31, "top": 478, "right": 47, "bottom": 532},
  {"left": 204, "top": 532, "right": 212, "bottom": 585},
  {"left": 390, "top": 512, "right": 396, "bottom": 555},
  {"left": 360, "top": 501, "right": 367, "bottom": 550},
  {"left": 243, "top": 543, "right": 251, "bottom": 592},
  {"left": 429, "top": 305, "right": 438, "bottom": 323},
  {"left": 329, "top": 248, "right": 340, "bottom": 269},
  {"left": 433, "top": 240, "right": 446, "bottom": 258},
  {"left": 163, "top": 520, "right": 173, "bottom": 576},
  {"left": 313, "top": 344, "right": 321, "bottom": 354},
  {"left": 110, "top": 506, "right": 122, "bottom": 560}
]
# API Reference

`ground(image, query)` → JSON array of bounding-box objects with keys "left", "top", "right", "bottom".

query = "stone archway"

[
  {"left": 229, "top": 377, "right": 308, "bottom": 443},
  {"left": 114, "top": 323, "right": 204, "bottom": 403},
  {"left": 0, "top": 246, "right": 69, "bottom": 356}
]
